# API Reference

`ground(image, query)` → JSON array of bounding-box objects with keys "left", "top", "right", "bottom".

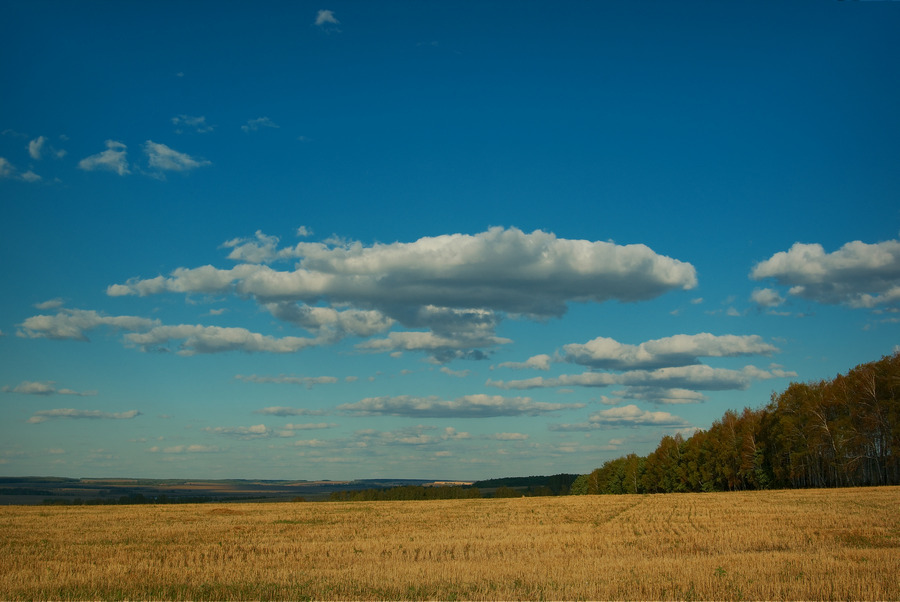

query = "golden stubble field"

[{"left": 1, "top": 487, "right": 898, "bottom": 600}]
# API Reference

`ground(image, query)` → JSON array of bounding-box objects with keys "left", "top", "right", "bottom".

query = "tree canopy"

[{"left": 574, "top": 352, "right": 900, "bottom": 495}]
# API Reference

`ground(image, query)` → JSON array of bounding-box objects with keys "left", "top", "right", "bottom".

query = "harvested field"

[{"left": 1, "top": 487, "right": 898, "bottom": 600}]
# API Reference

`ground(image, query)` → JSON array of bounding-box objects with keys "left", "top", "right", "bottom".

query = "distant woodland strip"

[{"left": 573, "top": 352, "right": 900, "bottom": 495}]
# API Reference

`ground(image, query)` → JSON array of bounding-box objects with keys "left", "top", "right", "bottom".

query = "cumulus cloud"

[
  {"left": 123, "top": 324, "right": 320, "bottom": 355},
  {"left": 17, "top": 308, "right": 160, "bottom": 341},
  {"left": 265, "top": 303, "right": 394, "bottom": 340},
  {"left": 357, "top": 331, "right": 511, "bottom": 362},
  {"left": 562, "top": 333, "right": 778, "bottom": 370},
  {"left": 143, "top": 140, "right": 211, "bottom": 172},
  {"left": 241, "top": 117, "right": 279, "bottom": 133},
  {"left": 550, "top": 404, "right": 690, "bottom": 431},
  {"left": 495, "top": 354, "right": 552, "bottom": 371},
  {"left": 489, "top": 364, "right": 795, "bottom": 392},
  {"left": 106, "top": 227, "right": 695, "bottom": 361},
  {"left": 751, "top": 287, "right": 785, "bottom": 308},
  {"left": 616, "top": 386, "right": 706, "bottom": 405},
  {"left": 235, "top": 374, "right": 339, "bottom": 388},
  {"left": 3, "top": 381, "right": 97, "bottom": 396},
  {"left": 17, "top": 306, "right": 326, "bottom": 356},
  {"left": 338, "top": 394, "right": 584, "bottom": 418},
  {"left": 751, "top": 238, "right": 900, "bottom": 309},
  {"left": 109, "top": 227, "right": 696, "bottom": 312},
  {"left": 78, "top": 140, "right": 129, "bottom": 175},
  {"left": 28, "top": 408, "right": 141, "bottom": 424}
]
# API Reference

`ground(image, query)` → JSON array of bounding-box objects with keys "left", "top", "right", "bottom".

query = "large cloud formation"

[
  {"left": 751, "top": 238, "right": 900, "bottom": 309},
  {"left": 488, "top": 332, "right": 792, "bottom": 405},
  {"left": 102, "top": 227, "right": 697, "bottom": 361}
]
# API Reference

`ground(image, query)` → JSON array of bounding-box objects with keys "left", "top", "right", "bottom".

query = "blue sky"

[{"left": 2, "top": 1, "right": 899, "bottom": 481}]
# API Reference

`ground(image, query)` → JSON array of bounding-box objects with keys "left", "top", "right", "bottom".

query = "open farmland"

[{"left": 1, "top": 487, "right": 898, "bottom": 600}]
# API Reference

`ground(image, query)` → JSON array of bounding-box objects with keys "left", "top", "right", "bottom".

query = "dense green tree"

[{"left": 575, "top": 352, "right": 900, "bottom": 495}]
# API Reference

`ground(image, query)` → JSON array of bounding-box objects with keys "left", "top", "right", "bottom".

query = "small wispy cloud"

[
  {"left": 172, "top": 115, "right": 215, "bottom": 134},
  {"left": 28, "top": 409, "right": 141, "bottom": 424},
  {"left": 34, "top": 298, "right": 65, "bottom": 310},
  {"left": 255, "top": 406, "right": 329, "bottom": 417},
  {"left": 0, "top": 156, "right": 42, "bottom": 182},
  {"left": 148, "top": 444, "right": 221, "bottom": 454},
  {"left": 143, "top": 140, "right": 211, "bottom": 172},
  {"left": 315, "top": 9, "right": 340, "bottom": 28},
  {"left": 236, "top": 374, "right": 339, "bottom": 388},
  {"left": 241, "top": 117, "right": 279, "bottom": 133},
  {"left": 78, "top": 140, "right": 130, "bottom": 175},
  {"left": 3, "top": 381, "right": 97, "bottom": 396}
]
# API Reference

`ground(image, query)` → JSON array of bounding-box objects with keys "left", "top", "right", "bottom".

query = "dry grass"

[{"left": 1, "top": 487, "right": 898, "bottom": 600}]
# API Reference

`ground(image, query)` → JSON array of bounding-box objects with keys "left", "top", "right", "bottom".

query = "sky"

[{"left": 2, "top": 1, "right": 899, "bottom": 481}]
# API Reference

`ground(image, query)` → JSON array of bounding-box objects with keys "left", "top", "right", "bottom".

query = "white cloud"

[
  {"left": 78, "top": 140, "right": 129, "bottom": 175},
  {"left": 0, "top": 156, "right": 41, "bottom": 182},
  {"left": 496, "top": 354, "right": 552, "bottom": 371},
  {"left": 357, "top": 331, "right": 511, "bottom": 362},
  {"left": 110, "top": 227, "right": 695, "bottom": 313},
  {"left": 17, "top": 306, "right": 327, "bottom": 356},
  {"left": 616, "top": 386, "right": 706, "bottom": 405},
  {"left": 354, "top": 425, "right": 470, "bottom": 447},
  {"left": 440, "top": 367, "right": 470, "bottom": 378},
  {"left": 149, "top": 444, "right": 221, "bottom": 454},
  {"left": 28, "top": 408, "right": 141, "bottom": 424},
  {"left": 338, "top": 394, "right": 584, "bottom": 418},
  {"left": 751, "top": 287, "right": 785, "bottom": 308},
  {"left": 751, "top": 238, "right": 900, "bottom": 309},
  {"left": 3, "top": 381, "right": 97, "bottom": 396},
  {"left": 255, "top": 406, "right": 328, "bottom": 416},
  {"left": 235, "top": 374, "right": 339, "bottom": 388},
  {"left": 0, "top": 157, "right": 14, "bottom": 178},
  {"left": 17, "top": 308, "right": 160, "bottom": 341},
  {"left": 28, "top": 136, "right": 46, "bottom": 159},
  {"left": 550, "top": 404, "right": 690, "bottom": 431},
  {"left": 105, "top": 227, "right": 697, "bottom": 362},
  {"left": 265, "top": 303, "right": 394, "bottom": 340},
  {"left": 222, "top": 230, "right": 282, "bottom": 263},
  {"left": 171, "top": 115, "right": 214, "bottom": 134},
  {"left": 241, "top": 117, "right": 279, "bottom": 133},
  {"left": 143, "top": 140, "right": 211, "bottom": 172},
  {"left": 204, "top": 424, "right": 276, "bottom": 439},
  {"left": 562, "top": 333, "right": 778, "bottom": 370},
  {"left": 315, "top": 9, "right": 339, "bottom": 26},
  {"left": 282, "top": 423, "right": 337, "bottom": 431},
  {"left": 492, "top": 432, "right": 529, "bottom": 441},
  {"left": 34, "top": 298, "right": 65, "bottom": 310},
  {"left": 123, "top": 324, "right": 320, "bottom": 355},
  {"left": 488, "top": 364, "right": 795, "bottom": 392}
]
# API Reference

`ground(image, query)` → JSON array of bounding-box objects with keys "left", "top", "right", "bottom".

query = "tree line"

[
  {"left": 572, "top": 352, "right": 900, "bottom": 495},
  {"left": 329, "top": 485, "right": 482, "bottom": 502}
]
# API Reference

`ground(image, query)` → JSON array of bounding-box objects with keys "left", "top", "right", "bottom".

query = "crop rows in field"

[{"left": 1, "top": 487, "right": 898, "bottom": 600}]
